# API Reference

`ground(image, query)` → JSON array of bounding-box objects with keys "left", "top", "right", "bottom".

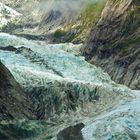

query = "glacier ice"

[{"left": 0, "top": 33, "right": 140, "bottom": 140}]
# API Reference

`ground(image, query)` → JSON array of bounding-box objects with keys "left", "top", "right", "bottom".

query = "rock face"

[
  {"left": 57, "top": 123, "right": 85, "bottom": 140},
  {"left": 84, "top": 0, "right": 140, "bottom": 90},
  {"left": 0, "top": 61, "right": 34, "bottom": 120}
]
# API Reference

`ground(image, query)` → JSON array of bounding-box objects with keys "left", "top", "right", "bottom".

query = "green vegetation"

[
  {"left": 122, "top": 6, "right": 140, "bottom": 53},
  {"left": 79, "top": 0, "right": 106, "bottom": 27},
  {"left": 54, "top": 29, "right": 67, "bottom": 38},
  {"left": 118, "top": 36, "right": 140, "bottom": 55},
  {"left": 103, "top": 3, "right": 140, "bottom": 55},
  {"left": 62, "top": 0, "right": 107, "bottom": 43},
  {"left": 54, "top": 29, "right": 77, "bottom": 42},
  {"left": 78, "top": 0, "right": 106, "bottom": 40}
]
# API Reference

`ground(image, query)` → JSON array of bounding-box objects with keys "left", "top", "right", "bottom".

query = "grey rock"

[{"left": 84, "top": 0, "right": 140, "bottom": 90}]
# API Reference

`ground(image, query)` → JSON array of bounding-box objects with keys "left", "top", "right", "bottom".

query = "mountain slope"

[
  {"left": 84, "top": 0, "right": 140, "bottom": 89},
  {"left": 0, "top": 61, "right": 34, "bottom": 120},
  {"left": 0, "top": 2, "right": 21, "bottom": 28},
  {"left": 1, "top": 0, "right": 106, "bottom": 43}
]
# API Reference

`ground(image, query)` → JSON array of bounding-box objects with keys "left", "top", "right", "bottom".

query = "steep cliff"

[
  {"left": 84, "top": 0, "right": 140, "bottom": 89},
  {"left": 0, "top": 61, "right": 34, "bottom": 120}
]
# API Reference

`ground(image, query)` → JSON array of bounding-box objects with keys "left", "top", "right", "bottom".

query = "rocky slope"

[
  {"left": 0, "top": 61, "right": 34, "bottom": 120},
  {"left": 84, "top": 0, "right": 140, "bottom": 90},
  {"left": 1, "top": 0, "right": 106, "bottom": 43}
]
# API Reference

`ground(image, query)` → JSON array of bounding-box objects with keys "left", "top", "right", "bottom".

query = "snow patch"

[{"left": 0, "top": 2, "right": 21, "bottom": 27}]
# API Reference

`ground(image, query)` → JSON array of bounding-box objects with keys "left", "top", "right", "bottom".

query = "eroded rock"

[
  {"left": 84, "top": 0, "right": 140, "bottom": 90},
  {"left": 0, "top": 61, "right": 34, "bottom": 120},
  {"left": 57, "top": 123, "right": 85, "bottom": 140}
]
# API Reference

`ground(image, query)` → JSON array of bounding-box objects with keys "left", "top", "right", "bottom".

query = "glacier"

[{"left": 0, "top": 33, "right": 140, "bottom": 140}]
